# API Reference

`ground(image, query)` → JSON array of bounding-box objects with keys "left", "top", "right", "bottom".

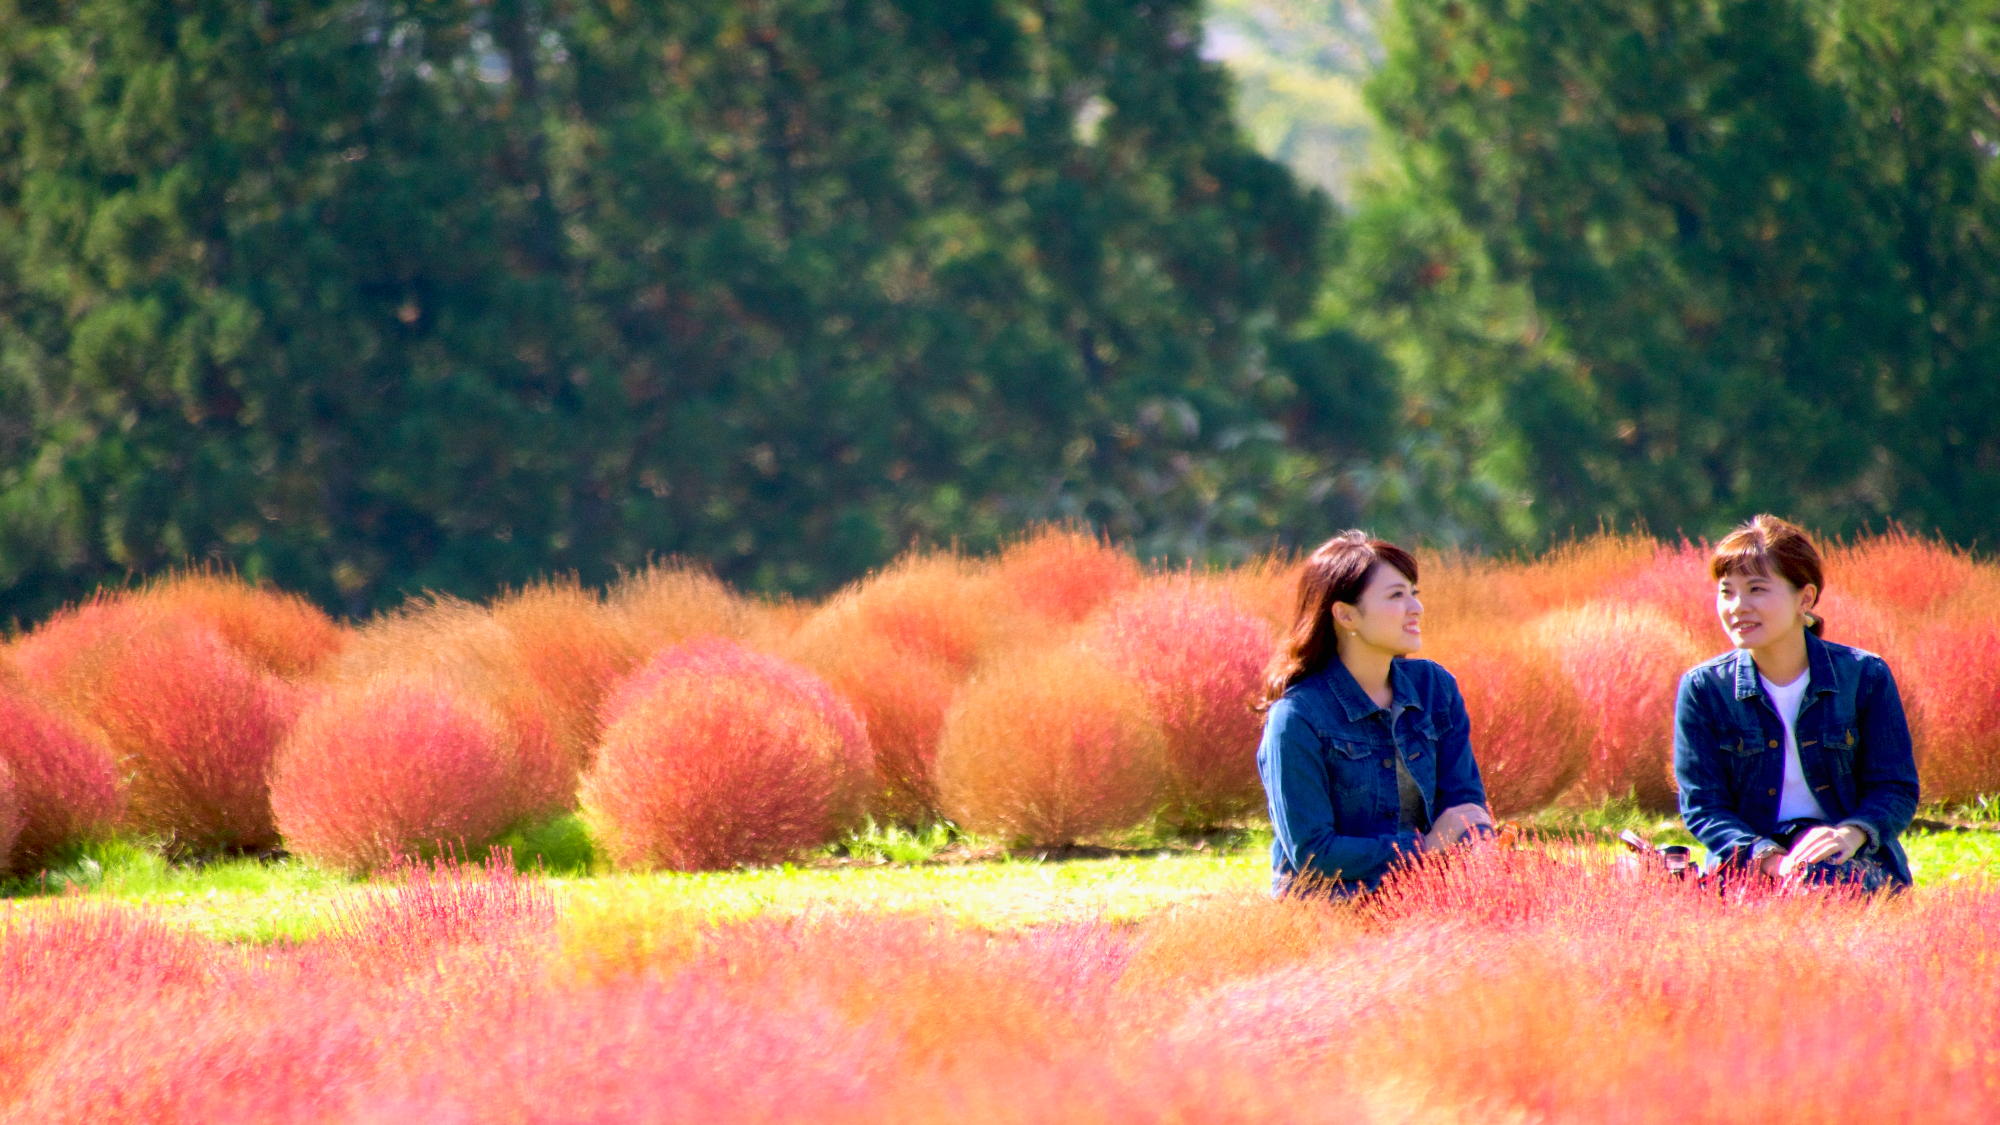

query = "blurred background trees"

[{"left": 0, "top": 0, "right": 1994, "bottom": 620}]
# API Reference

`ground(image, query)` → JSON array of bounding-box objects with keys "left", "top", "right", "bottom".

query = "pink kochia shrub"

[
  {"left": 270, "top": 678, "right": 522, "bottom": 873},
  {"left": 1599, "top": 539, "right": 1719, "bottom": 649},
  {"left": 324, "top": 597, "right": 585, "bottom": 822},
  {"left": 0, "top": 760, "right": 21, "bottom": 871},
  {"left": 583, "top": 640, "right": 871, "bottom": 871},
  {"left": 993, "top": 525, "right": 1142, "bottom": 625},
  {"left": 55, "top": 620, "right": 296, "bottom": 852},
  {"left": 1903, "top": 622, "right": 2000, "bottom": 806},
  {"left": 1428, "top": 628, "right": 1596, "bottom": 817},
  {"left": 937, "top": 648, "right": 1167, "bottom": 845},
  {"left": 12, "top": 852, "right": 2000, "bottom": 1124},
  {"left": 0, "top": 677, "right": 122, "bottom": 868},
  {"left": 1084, "top": 580, "right": 1273, "bottom": 828},
  {"left": 1536, "top": 604, "right": 1705, "bottom": 812}
]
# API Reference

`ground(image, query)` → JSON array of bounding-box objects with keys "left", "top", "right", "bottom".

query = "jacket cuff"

[
  {"left": 1749, "top": 838, "right": 1786, "bottom": 865},
  {"left": 1837, "top": 818, "right": 1881, "bottom": 851}
]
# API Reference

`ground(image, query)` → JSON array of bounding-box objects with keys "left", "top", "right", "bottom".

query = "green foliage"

[
  {"left": 1203, "top": 0, "right": 1387, "bottom": 201},
  {"left": 832, "top": 818, "right": 959, "bottom": 865},
  {"left": 1361, "top": 0, "right": 2000, "bottom": 546},
  {"left": 494, "top": 812, "right": 597, "bottom": 876},
  {"left": 0, "top": 0, "right": 1386, "bottom": 620}
]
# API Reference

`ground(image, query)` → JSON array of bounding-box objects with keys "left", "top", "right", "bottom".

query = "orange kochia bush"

[
  {"left": 583, "top": 640, "right": 871, "bottom": 871},
  {"left": 938, "top": 647, "right": 1167, "bottom": 845}
]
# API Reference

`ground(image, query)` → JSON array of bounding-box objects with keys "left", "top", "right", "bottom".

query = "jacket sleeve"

[
  {"left": 1673, "top": 671, "right": 1773, "bottom": 868},
  {"left": 1258, "top": 698, "right": 1422, "bottom": 886},
  {"left": 1842, "top": 656, "right": 1920, "bottom": 848},
  {"left": 1431, "top": 671, "right": 1489, "bottom": 813}
]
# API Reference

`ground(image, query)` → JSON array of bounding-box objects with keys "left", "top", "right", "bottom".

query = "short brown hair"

[
  {"left": 1259, "top": 531, "right": 1420, "bottom": 707},
  {"left": 1710, "top": 515, "right": 1825, "bottom": 636}
]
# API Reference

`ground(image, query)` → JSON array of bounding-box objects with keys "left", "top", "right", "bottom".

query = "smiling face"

[
  {"left": 1331, "top": 563, "right": 1424, "bottom": 657},
  {"left": 1716, "top": 567, "right": 1818, "bottom": 652}
]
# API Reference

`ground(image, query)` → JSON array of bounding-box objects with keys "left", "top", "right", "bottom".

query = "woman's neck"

[
  {"left": 1750, "top": 628, "right": 1810, "bottom": 687},
  {"left": 1339, "top": 642, "right": 1396, "bottom": 710}
]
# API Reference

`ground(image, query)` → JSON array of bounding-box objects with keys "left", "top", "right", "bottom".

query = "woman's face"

[
  {"left": 1333, "top": 564, "right": 1423, "bottom": 657},
  {"left": 1716, "top": 567, "right": 1817, "bottom": 650}
]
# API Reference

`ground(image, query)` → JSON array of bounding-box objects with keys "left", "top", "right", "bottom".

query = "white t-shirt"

[{"left": 1761, "top": 671, "right": 1827, "bottom": 822}]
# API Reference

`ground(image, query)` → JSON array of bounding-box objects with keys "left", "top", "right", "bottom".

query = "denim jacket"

[
  {"left": 1257, "top": 657, "right": 1488, "bottom": 896},
  {"left": 1673, "top": 631, "right": 1919, "bottom": 885}
]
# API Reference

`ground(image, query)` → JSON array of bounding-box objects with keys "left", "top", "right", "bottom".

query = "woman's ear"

[
  {"left": 1799, "top": 583, "right": 1820, "bottom": 615},
  {"left": 1330, "top": 601, "right": 1358, "bottom": 632}
]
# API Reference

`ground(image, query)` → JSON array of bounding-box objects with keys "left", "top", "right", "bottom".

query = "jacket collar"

[
  {"left": 1729, "top": 629, "right": 1840, "bottom": 702},
  {"left": 1324, "top": 656, "right": 1423, "bottom": 722}
]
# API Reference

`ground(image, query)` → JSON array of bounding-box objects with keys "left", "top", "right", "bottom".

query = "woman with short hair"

[
  {"left": 1674, "top": 515, "right": 1919, "bottom": 889},
  {"left": 1256, "top": 531, "right": 1493, "bottom": 896}
]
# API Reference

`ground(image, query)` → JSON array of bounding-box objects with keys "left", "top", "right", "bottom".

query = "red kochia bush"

[
  {"left": 327, "top": 597, "right": 579, "bottom": 821},
  {"left": 8, "top": 594, "right": 147, "bottom": 692},
  {"left": 0, "top": 678, "right": 123, "bottom": 868},
  {"left": 65, "top": 621, "right": 296, "bottom": 852},
  {"left": 1536, "top": 604, "right": 1704, "bottom": 812},
  {"left": 1084, "top": 580, "right": 1273, "bottom": 828},
  {"left": 270, "top": 678, "right": 520, "bottom": 873},
  {"left": 1827, "top": 527, "right": 1981, "bottom": 614},
  {"left": 1426, "top": 628, "right": 1596, "bottom": 817},
  {"left": 783, "top": 622, "right": 958, "bottom": 825},
  {"left": 937, "top": 648, "right": 1167, "bottom": 845},
  {"left": 0, "top": 759, "right": 22, "bottom": 872},
  {"left": 993, "top": 526, "right": 1143, "bottom": 626},
  {"left": 584, "top": 640, "right": 871, "bottom": 871},
  {"left": 1599, "top": 539, "right": 1721, "bottom": 651},
  {"left": 1904, "top": 622, "right": 2000, "bottom": 806}
]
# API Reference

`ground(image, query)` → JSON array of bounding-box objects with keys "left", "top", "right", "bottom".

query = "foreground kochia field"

[{"left": 4, "top": 847, "right": 1998, "bottom": 1124}]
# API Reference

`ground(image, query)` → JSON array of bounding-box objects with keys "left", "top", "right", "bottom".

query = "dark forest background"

[{"left": 1, "top": 0, "right": 1994, "bottom": 620}]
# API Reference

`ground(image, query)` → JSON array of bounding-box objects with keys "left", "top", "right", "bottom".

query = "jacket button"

[
  {"left": 1768, "top": 740, "right": 1779, "bottom": 748},
  {"left": 1381, "top": 759, "right": 1394, "bottom": 769},
  {"left": 1768, "top": 788, "right": 1778, "bottom": 796}
]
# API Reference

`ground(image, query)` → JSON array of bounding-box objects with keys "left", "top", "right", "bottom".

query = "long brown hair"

[
  {"left": 1710, "top": 514, "right": 1826, "bottom": 637},
  {"left": 1257, "top": 531, "right": 1420, "bottom": 709}
]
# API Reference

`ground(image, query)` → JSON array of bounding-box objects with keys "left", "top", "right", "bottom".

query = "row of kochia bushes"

[{"left": 0, "top": 527, "right": 1994, "bottom": 874}]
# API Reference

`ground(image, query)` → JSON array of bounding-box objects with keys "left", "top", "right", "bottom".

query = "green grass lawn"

[{"left": 9, "top": 809, "right": 2000, "bottom": 946}]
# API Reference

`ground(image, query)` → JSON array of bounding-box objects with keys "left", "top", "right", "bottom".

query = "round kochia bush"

[
  {"left": 1427, "top": 628, "right": 1595, "bottom": 818},
  {"left": 1083, "top": 580, "right": 1272, "bottom": 829},
  {"left": 59, "top": 620, "right": 297, "bottom": 853},
  {"left": 938, "top": 648, "right": 1167, "bottom": 846},
  {"left": 1535, "top": 604, "right": 1703, "bottom": 812},
  {"left": 583, "top": 640, "right": 870, "bottom": 871},
  {"left": 271, "top": 677, "right": 521, "bottom": 873},
  {"left": 0, "top": 676, "right": 122, "bottom": 868}
]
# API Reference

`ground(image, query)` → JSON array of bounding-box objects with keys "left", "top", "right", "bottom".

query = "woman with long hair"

[
  {"left": 1674, "top": 515, "right": 1919, "bottom": 889},
  {"left": 1255, "top": 531, "right": 1493, "bottom": 896}
]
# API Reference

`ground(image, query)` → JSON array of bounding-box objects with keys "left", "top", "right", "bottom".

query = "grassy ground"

[{"left": 8, "top": 805, "right": 2000, "bottom": 945}]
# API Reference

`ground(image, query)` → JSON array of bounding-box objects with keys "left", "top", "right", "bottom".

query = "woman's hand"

[
  {"left": 1779, "top": 825, "right": 1866, "bottom": 877},
  {"left": 1424, "top": 803, "right": 1494, "bottom": 851}
]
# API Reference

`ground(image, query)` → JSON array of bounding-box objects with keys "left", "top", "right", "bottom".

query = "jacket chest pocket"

[
  {"left": 1803, "top": 726, "right": 1860, "bottom": 777},
  {"left": 1724, "top": 730, "right": 1772, "bottom": 758},
  {"left": 1326, "top": 738, "right": 1383, "bottom": 818}
]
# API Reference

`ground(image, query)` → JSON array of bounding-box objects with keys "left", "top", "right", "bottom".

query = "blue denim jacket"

[
  {"left": 1257, "top": 657, "right": 1488, "bottom": 896},
  {"left": 1673, "top": 631, "right": 1919, "bottom": 885}
]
